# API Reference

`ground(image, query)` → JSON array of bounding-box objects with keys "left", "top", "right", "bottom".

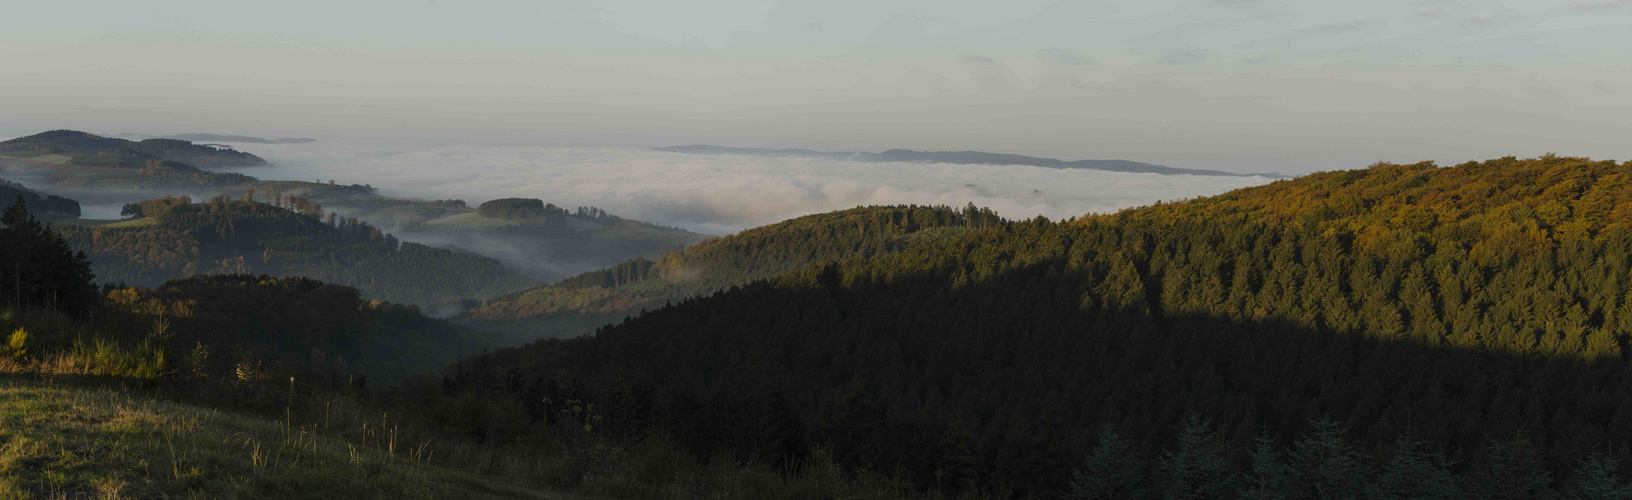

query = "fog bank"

[{"left": 230, "top": 141, "right": 1274, "bottom": 235}]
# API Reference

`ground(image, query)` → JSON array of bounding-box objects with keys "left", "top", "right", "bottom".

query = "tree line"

[{"left": 0, "top": 196, "right": 98, "bottom": 314}]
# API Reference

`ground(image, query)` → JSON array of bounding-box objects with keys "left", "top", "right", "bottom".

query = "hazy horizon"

[
  {"left": 4, "top": 1, "right": 1630, "bottom": 175},
  {"left": 211, "top": 139, "right": 1275, "bottom": 235}
]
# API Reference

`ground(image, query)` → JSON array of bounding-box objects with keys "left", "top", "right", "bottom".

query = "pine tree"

[
  {"left": 1466, "top": 432, "right": 1556, "bottom": 500},
  {"left": 1160, "top": 415, "right": 1237, "bottom": 500},
  {"left": 1566, "top": 455, "right": 1632, "bottom": 500},
  {"left": 1371, "top": 434, "right": 1460, "bottom": 500},
  {"left": 1240, "top": 433, "right": 1295, "bottom": 500},
  {"left": 1070, "top": 426, "right": 1144, "bottom": 499},
  {"left": 0, "top": 196, "right": 98, "bottom": 315},
  {"left": 1287, "top": 419, "right": 1369, "bottom": 500}
]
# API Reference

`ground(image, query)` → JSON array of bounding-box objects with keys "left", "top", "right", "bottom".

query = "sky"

[{"left": 2, "top": 0, "right": 1630, "bottom": 174}]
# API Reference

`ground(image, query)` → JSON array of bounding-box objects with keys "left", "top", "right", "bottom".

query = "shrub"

[
  {"left": 70, "top": 334, "right": 169, "bottom": 379},
  {"left": 6, "top": 327, "right": 26, "bottom": 359}
]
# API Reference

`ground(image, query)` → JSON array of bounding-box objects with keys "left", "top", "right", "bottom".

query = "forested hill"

[
  {"left": 55, "top": 195, "right": 536, "bottom": 306},
  {"left": 1, "top": 178, "right": 80, "bottom": 218},
  {"left": 457, "top": 204, "right": 1005, "bottom": 339},
  {"left": 439, "top": 155, "right": 1632, "bottom": 496},
  {"left": 0, "top": 130, "right": 267, "bottom": 168},
  {"left": 1090, "top": 155, "right": 1619, "bottom": 244}
]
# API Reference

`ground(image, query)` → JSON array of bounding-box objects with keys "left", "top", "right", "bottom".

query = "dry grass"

[
  {"left": 283, "top": 389, "right": 920, "bottom": 500},
  {"left": 0, "top": 378, "right": 924, "bottom": 500},
  {"left": 0, "top": 379, "right": 567, "bottom": 499}
]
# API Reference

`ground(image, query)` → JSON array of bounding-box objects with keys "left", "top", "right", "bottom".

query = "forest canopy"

[{"left": 438, "top": 155, "right": 1632, "bottom": 496}]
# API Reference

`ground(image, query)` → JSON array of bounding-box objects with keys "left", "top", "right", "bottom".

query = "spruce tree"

[
  {"left": 1287, "top": 419, "right": 1369, "bottom": 500},
  {"left": 0, "top": 195, "right": 98, "bottom": 315},
  {"left": 1466, "top": 432, "right": 1556, "bottom": 500},
  {"left": 1240, "top": 433, "right": 1295, "bottom": 500},
  {"left": 1160, "top": 415, "right": 1238, "bottom": 500},
  {"left": 1070, "top": 426, "right": 1143, "bottom": 499},
  {"left": 1370, "top": 434, "right": 1460, "bottom": 500},
  {"left": 1566, "top": 455, "right": 1632, "bottom": 500}
]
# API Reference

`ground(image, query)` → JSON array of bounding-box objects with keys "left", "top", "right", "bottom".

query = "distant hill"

[
  {"left": 0, "top": 130, "right": 268, "bottom": 168},
  {"left": 119, "top": 132, "right": 318, "bottom": 144},
  {"left": 657, "top": 144, "right": 1284, "bottom": 177},
  {"left": 458, "top": 204, "right": 1003, "bottom": 340},
  {"left": 54, "top": 195, "right": 537, "bottom": 306},
  {"left": 0, "top": 178, "right": 80, "bottom": 218},
  {"left": 0, "top": 134, "right": 707, "bottom": 287},
  {"left": 245, "top": 183, "right": 709, "bottom": 283}
]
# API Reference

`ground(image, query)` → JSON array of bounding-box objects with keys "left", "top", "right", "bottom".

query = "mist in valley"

[
  {"left": 179, "top": 139, "right": 1270, "bottom": 282},
  {"left": 387, "top": 226, "right": 690, "bottom": 283},
  {"left": 227, "top": 140, "right": 1275, "bottom": 235},
  {"left": 0, "top": 167, "right": 214, "bottom": 221}
]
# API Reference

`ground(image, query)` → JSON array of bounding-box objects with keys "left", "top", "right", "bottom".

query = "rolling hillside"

[
  {"left": 458, "top": 204, "right": 1003, "bottom": 340},
  {"left": 439, "top": 155, "right": 1632, "bottom": 496},
  {"left": 54, "top": 195, "right": 537, "bottom": 306},
  {"left": 0, "top": 201, "right": 919, "bottom": 499}
]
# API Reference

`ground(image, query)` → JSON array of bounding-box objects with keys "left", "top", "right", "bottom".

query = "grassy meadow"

[{"left": 0, "top": 379, "right": 562, "bottom": 499}]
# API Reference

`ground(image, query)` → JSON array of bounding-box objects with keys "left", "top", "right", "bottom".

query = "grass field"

[{"left": 0, "top": 379, "right": 563, "bottom": 499}]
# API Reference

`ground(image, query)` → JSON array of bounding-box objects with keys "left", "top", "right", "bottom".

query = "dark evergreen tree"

[
  {"left": 1280, "top": 420, "right": 1372, "bottom": 499},
  {"left": 1467, "top": 432, "right": 1556, "bottom": 500},
  {"left": 1071, "top": 426, "right": 1144, "bottom": 500},
  {"left": 1370, "top": 434, "right": 1461, "bottom": 500},
  {"left": 1160, "top": 416, "right": 1237, "bottom": 500},
  {"left": 1565, "top": 456, "right": 1631, "bottom": 500},
  {"left": 1241, "top": 434, "right": 1296, "bottom": 500},
  {"left": 0, "top": 196, "right": 98, "bottom": 315}
]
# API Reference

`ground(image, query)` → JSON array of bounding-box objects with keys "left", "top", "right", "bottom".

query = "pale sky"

[{"left": 2, "top": 0, "right": 1630, "bottom": 174}]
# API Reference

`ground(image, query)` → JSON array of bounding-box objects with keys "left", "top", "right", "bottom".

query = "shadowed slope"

[{"left": 440, "top": 155, "right": 1632, "bottom": 495}]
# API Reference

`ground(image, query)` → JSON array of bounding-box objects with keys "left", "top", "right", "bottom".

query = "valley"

[
  {"left": 7, "top": 3, "right": 1623, "bottom": 498},
  {"left": 0, "top": 131, "right": 711, "bottom": 307}
]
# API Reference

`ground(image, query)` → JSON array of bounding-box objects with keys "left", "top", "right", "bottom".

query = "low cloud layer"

[{"left": 233, "top": 141, "right": 1273, "bottom": 235}]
